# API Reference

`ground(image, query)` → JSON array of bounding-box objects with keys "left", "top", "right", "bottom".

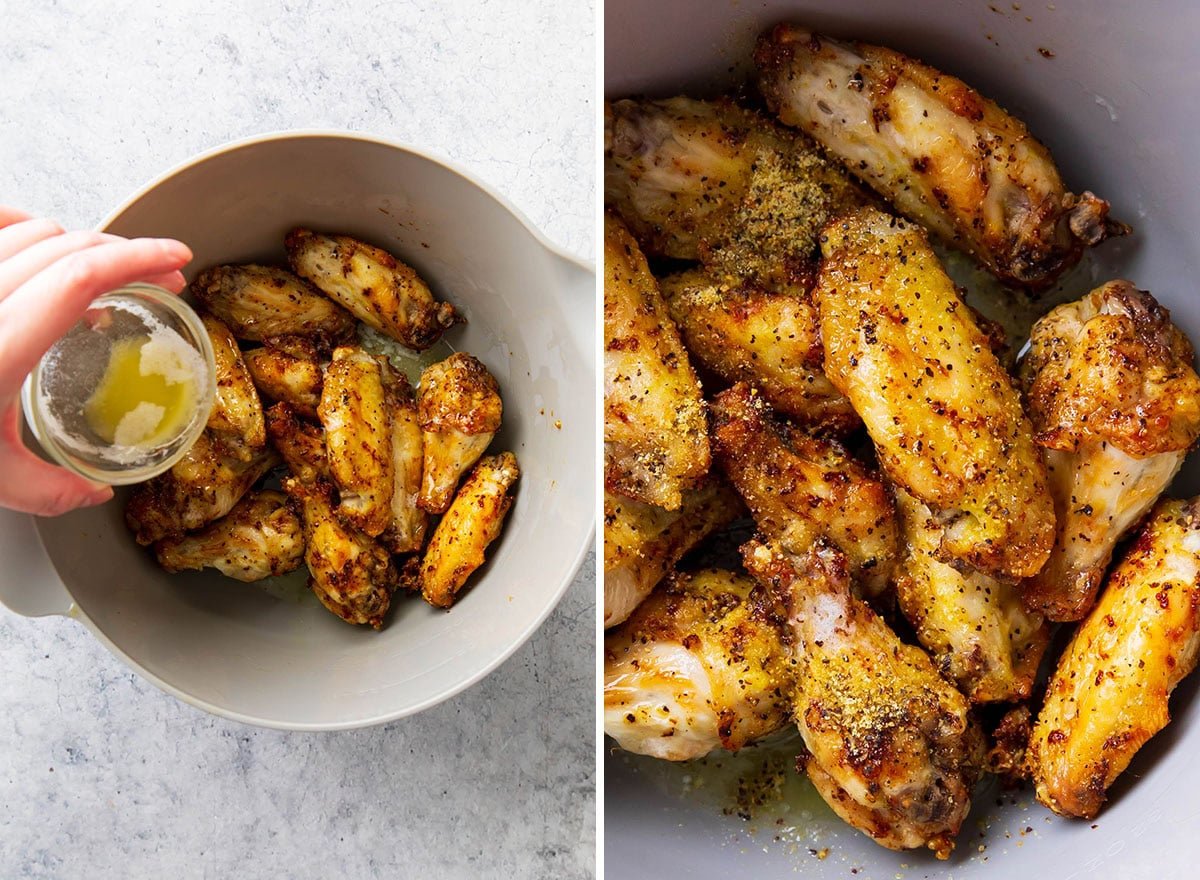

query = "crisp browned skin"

[
  {"left": 604, "top": 214, "right": 709, "bottom": 510},
  {"left": 243, "top": 336, "right": 324, "bottom": 420},
  {"left": 125, "top": 431, "right": 279, "bottom": 545},
  {"left": 420, "top": 452, "right": 519, "bottom": 609},
  {"left": 379, "top": 363, "right": 428, "bottom": 554},
  {"left": 986, "top": 704, "right": 1034, "bottom": 788},
  {"left": 755, "top": 26, "right": 1126, "bottom": 288},
  {"left": 286, "top": 227, "right": 458, "bottom": 351},
  {"left": 605, "top": 96, "right": 867, "bottom": 291},
  {"left": 603, "top": 482, "right": 744, "bottom": 629},
  {"left": 604, "top": 568, "right": 792, "bottom": 760},
  {"left": 154, "top": 489, "right": 304, "bottom": 582},
  {"left": 1020, "top": 281, "right": 1200, "bottom": 620},
  {"left": 191, "top": 264, "right": 356, "bottom": 346},
  {"left": 199, "top": 312, "right": 266, "bottom": 460},
  {"left": 660, "top": 268, "right": 858, "bottom": 434},
  {"left": 416, "top": 352, "right": 502, "bottom": 514},
  {"left": 1030, "top": 497, "right": 1200, "bottom": 818},
  {"left": 816, "top": 208, "right": 1054, "bottom": 579},
  {"left": 744, "top": 539, "right": 984, "bottom": 859},
  {"left": 264, "top": 402, "right": 329, "bottom": 488},
  {"left": 710, "top": 383, "right": 897, "bottom": 596}
]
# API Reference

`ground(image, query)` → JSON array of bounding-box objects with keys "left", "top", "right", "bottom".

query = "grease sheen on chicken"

[
  {"left": 199, "top": 312, "right": 266, "bottom": 461},
  {"left": 243, "top": 336, "right": 325, "bottom": 420}
]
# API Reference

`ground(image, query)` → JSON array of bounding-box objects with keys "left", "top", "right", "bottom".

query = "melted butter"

[{"left": 83, "top": 334, "right": 198, "bottom": 447}]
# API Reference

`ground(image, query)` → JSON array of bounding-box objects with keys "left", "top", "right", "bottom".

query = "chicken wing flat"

[
  {"left": 420, "top": 452, "right": 519, "bottom": 609},
  {"left": 605, "top": 96, "right": 866, "bottom": 290},
  {"left": 285, "top": 227, "right": 458, "bottom": 351},
  {"left": 892, "top": 487, "right": 1048, "bottom": 703},
  {"left": 264, "top": 402, "right": 329, "bottom": 488},
  {"left": 755, "top": 26, "right": 1125, "bottom": 288},
  {"left": 191, "top": 264, "right": 355, "bottom": 345},
  {"left": 318, "top": 346, "right": 394, "bottom": 537},
  {"left": 1019, "top": 281, "right": 1200, "bottom": 620},
  {"left": 710, "top": 382, "right": 897, "bottom": 596},
  {"left": 379, "top": 363, "right": 428, "bottom": 554},
  {"left": 816, "top": 207, "right": 1054, "bottom": 580},
  {"left": 200, "top": 312, "right": 266, "bottom": 460},
  {"left": 125, "top": 431, "right": 279, "bottom": 545},
  {"left": 604, "top": 568, "right": 792, "bottom": 761},
  {"left": 1030, "top": 497, "right": 1200, "bottom": 818},
  {"left": 660, "top": 268, "right": 858, "bottom": 434},
  {"left": 604, "top": 214, "right": 709, "bottom": 510},
  {"left": 743, "top": 539, "right": 984, "bottom": 859},
  {"left": 416, "top": 352, "right": 502, "bottom": 514},
  {"left": 603, "top": 482, "right": 743, "bottom": 629},
  {"left": 243, "top": 336, "right": 324, "bottom": 420},
  {"left": 154, "top": 489, "right": 304, "bottom": 582}
]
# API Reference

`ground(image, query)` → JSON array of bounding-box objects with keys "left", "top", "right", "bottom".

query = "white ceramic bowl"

[
  {"left": 0, "top": 132, "right": 594, "bottom": 730},
  {"left": 605, "top": 1, "right": 1200, "bottom": 876}
]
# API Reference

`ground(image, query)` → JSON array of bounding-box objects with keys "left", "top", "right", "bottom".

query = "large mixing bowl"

[{"left": 0, "top": 132, "right": 594, "bottom": 730}]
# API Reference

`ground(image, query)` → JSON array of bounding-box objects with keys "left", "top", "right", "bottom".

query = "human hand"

[{"left": 0, "top": 206, "right": 193, "bottom": 516}]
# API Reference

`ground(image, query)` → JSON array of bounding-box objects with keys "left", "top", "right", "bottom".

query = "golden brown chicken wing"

[
  {"left": 243, "top": 336, "right": 324, "bottom": 420},
  {"left": 199, "top": 312, "right": 266, "bottom": 461},
  {"left": 379, "top": 363, "right": 428, "bottom": 554},
  {"left": 264, "top": 402, "right": 329, "bottom": 488}
]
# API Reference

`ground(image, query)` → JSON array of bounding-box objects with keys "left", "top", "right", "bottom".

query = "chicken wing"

[
  {"left": 285, "top": 227, "right": 458, "bottom": 351},
  {"left": 892, "top": 486, "right": 1048, "bottom": 703},
  {"left": 243, "top": 336, "right": 324, "bottom": 420},
  {"left": 816, "top": 207, "right": 1054, "bottom": 580},
  {"left": 660, "top": 269, "right": 858, "bottom": 434},
  {"left": 191, "top": 264, "right": 355, "bottom": 345},
  {"left": 743, "top": 538, "right": 984, "bottom": 859},
  {"left": 416, "top": 352, "right": 502, "bottom": 514},
  {"left": 710, "top": 382, "right": 897, "bottom": 596},
  {"left": 1019, "top": 281, "right": 1200, "bottom": 620},
  {"left": 1030, "top": 497, "right": 1200, "bottom": 818},
  {"left": 379, "top": 363, "right": 428, "bottom": 554},
  {"left": 200, "top": 312, "right": 266, "bottom": 460},
  {"left": 604, "top": 214, "right": 709, "bottom": 510},
  {"left": 755, "top": 26, "right": 1125, "bottom": 288},
  {"left": 318, "top": 346, "right": 394, "bottom": 536},
  {"left": 154, "top": 489, "right": 304, "bottom": 581},
  {"left": 264, "top": 402, "right": 329, "bottom": 488},
  {"left": 604, "top": 568, "right": 792, "bottom": 761},
  {"left": 603, "top": 482, "right": 743, "bottom": 629},
  {"left": 420, "top": 452, "right": 519, "bottom": 609}
]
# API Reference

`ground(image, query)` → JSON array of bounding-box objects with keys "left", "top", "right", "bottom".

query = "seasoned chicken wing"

[
  {"left": 755, "top": 26, "right": 1125, "bottom": 288},
  {"left": 420, "top": 452, "right": 519, "bottom": 609},
  {"left": 379, "top": 363, "right": 428, "bottom": 554},
  {"left": 191, "top": 264, "right": 355, "bottom": 345},
  {"left": 264, "top": 402, "right": 328, "bottom": 488},
  {"left": 660, "top": 269, "right": 857, "bottom": 434},
  {"left": 200, "top": 312, "right": 266, "bottom": 460},
  {"left": 1030, "top": 497, "right": 1200, "bottom": 818},
  {"left": 416, "top": 352, "right": 502, "bottom": 514},
  {"left": 603, "top": 482, "right": 743, "bottom": 629},
  {"left": 318, "top": 346, "right": 394, "bottom": 537},
  {"left": 243, "top": 336, "right": 324, "bottom": 420},
  {"left": 710, "top": 382, "right": 897, "bottom": 596},
  {"left": 154, "top": 489, "right": 304, "bottom": 582},
  {"left": 604, "top": 568, "right": 792, "bottom": 761},
  {"left": 604, "top": 214, "right": 709, "bottom": 510},
  {"left": 816, "top": 207, "right": 1054, "bottom": 580},
  {"left": 744, "top": 539, "right": 984, "bottom": 859},
  {"left": 1019, "top": 281, "right": 1200, "bottom": 620},
  {"left": 285, "top": 227, "right": 458, "bottom": 351}
]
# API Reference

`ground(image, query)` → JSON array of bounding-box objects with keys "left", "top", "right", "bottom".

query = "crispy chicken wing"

[
  {"left": 604, "top": 214, "right": 709, "bottom": 510},
  {"left": 285, "top": 227, "right": 458, "bottom": 351},
  {"left": 420, "top": 452, "right": 519, "bottom": 609},
  {"left": 379, "top": 363, "right": 428, "bottom": 554},
  {"left": 1019, "top": 281, "right": 1200, "bottom": 620},
  {"left": 416, "top": 352, "right": 502, "bottom": 514},
  {"left": 243, "top": 336, "right": 324, "bottom": 420},
  {"left": 604, "top": 568, "right": 792, "bottom": 761},
  {"left": 1030, "top": 497, "right": 1200, "bottom": 818},
  {"left": 200, "top": 312, "right": 266, "bottom": 460},
  {"left": 710, "top": 382, "right": 897, "bottom": 596},
  {"left": 153, "top": 489, "right": 304, "bottom": 581},
  {"left": 744, "top": 539, "right": 984, "bottom": 859},
  {"left": 264, "top": 402, "right": 329, "bottom": 488},
  {"left": 816, "top": 207, "right": 1054, "bottom": 579},
  {"left": 755, "top": 26, "right": 1125, "bottom": 288}
]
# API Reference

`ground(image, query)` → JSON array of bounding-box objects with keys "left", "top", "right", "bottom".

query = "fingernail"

[{"left": 159, "top": 239, "right": 193, "bottom": 262}]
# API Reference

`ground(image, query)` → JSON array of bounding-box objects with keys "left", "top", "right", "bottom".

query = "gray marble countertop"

[{"left": 0, "top": 2, "right": 595, "bottom": 877}]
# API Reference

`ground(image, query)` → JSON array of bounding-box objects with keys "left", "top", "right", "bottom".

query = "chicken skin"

[
  {"left": 420, "top": 452, "right": 519, "bottom": 609},
  {"left": 379, "top": 363, "right": 428, "bottom": 555},
  {"left": 243, "top": 336, "right": 324, "bottom": 420},
  {"left": 755, "top": 26, "right": 1125, "bottom": 288},
  {"left": 744, "top": 539, "right": 984, "bottom": 859},
  {"left": 264, "top": 402, "right": 329, "bottom": 488},
  {"left": 710, "top": 382, "right": 897, "bottom": 596},
  {"left": 604, "top": 214, "right": 709, "bottom": 510},
  {"left": 1019, "top": 281, "right": 1200, "bottom": 620},
  {"left": 816, "top": 207, "right": 1054, "bottom": 580},
  {"left": 286, "top": 227, "right": 458, "bottom": 351},
  {"left": 1030, "top": 497, "right": 1200, "bottom": 818},
  {"left": 416, "top": 352, "right": 502, "bottom": 515},
  {"left": 154, "top": 489, "right": 304, "bottom": 582},
  {"left": 199, "top": 312, "right": 266, "bottom": 461},
  {"left": 604, "top": 568, "right": 792, "bottom": 761}
]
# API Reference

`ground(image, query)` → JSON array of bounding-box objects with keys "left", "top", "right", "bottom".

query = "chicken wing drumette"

[
  {"left": 379, "top": 362, "right": 428, "bottom": 554},
  {"left": 200, "top": 312, "right": 266, "bottom": 460},
  {"left": 243, "top": 336, "right": 325, "bottom": 420},
  {"left": 264, "top": 402, "right": 329, "bottom": 488}
]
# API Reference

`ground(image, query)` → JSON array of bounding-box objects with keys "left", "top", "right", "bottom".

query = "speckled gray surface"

[{"left": 0, "top": 2, "right": 596, "bottom": 877}]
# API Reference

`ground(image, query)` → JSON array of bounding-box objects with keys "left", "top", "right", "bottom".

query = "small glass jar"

[{"left": 21, "top": 284, "right": 216, "bottom": 485}]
